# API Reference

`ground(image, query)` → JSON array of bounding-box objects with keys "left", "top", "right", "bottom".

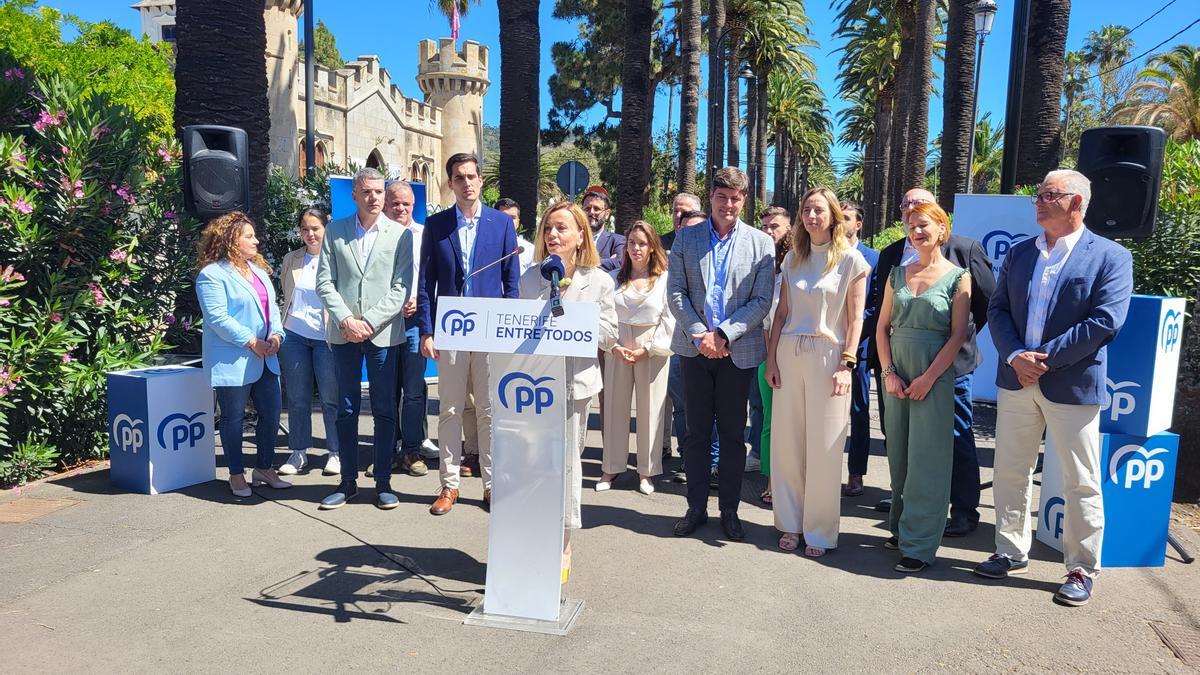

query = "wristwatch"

[{"left": 842, "top": 359, "right": 856, "bottom": 370}]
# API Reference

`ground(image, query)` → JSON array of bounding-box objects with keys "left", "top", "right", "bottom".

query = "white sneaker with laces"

[
  {"left": 420, "top": 439, "right": 440, "bottom": 459},
  {"left": 323, "top": 453, "right": 341, "bottom": 476},
  {"left": 278, "top": 450, "right": 306, "bottom": 475}
]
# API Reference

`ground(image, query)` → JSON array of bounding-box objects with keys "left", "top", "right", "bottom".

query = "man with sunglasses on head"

[
  {"left": 974, "top": 170, "right": 1132, "bottom": 607},
  {"left": 862, "top": 187, "right": 996, "bottom": 536}
]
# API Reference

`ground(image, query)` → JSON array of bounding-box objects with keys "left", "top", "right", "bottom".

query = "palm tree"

[
  {"left": 615, "top": 0, "right": 654, "bottom": 231},
  {"left": 707, "top": 0, "right": 726, "bottom": 176},
  {"left": 1015, "top": 0, "right": 1070, "bottom": 187},
  {"left": 430, "top": 0, "right": 481, "bottom": 23},
  {"left": 677, "top": 0, "right": 702, "bottom": 193},
  {"left": 1061, "top": 49, "right": 1090, "bottom": 162},
  {"left": 969, "top": 112, "right": 1004, "bottom": 193},
  {"left": 898, "top": 0, "right": 936, "bottom": 200},
  {"left": 938, "top": 0, "right": 977, "bottom": 210},
  {"left": 766, "top": 72, "right": 831, "bottom": 212},
  {"left": 173, "top": 0, "right": 270, "bottom": 223},
  {"left": 1118, "top": 44, "right": 1200, "bottom": 142},
  {"left": 498, "top": 0, "right": 540, "bottom": 235},
  {"left": 1082, "top": 24, "right": 1133, "bottom": 117}
]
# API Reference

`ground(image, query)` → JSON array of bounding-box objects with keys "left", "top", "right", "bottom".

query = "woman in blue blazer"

[{"left": 196, "top": 212, "right": 291, "bottom": 498}]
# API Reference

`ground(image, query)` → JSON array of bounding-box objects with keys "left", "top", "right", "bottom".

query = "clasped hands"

[
  {"left": 691, "top": 330, "right": 729, "bottom": 359},
  {"left": 1011, "top": 350, "right": 1049, "bottom": 387},
  {"left": 883, "top": 369, "right": 935, "bottom": 401},
  {"left": 340, "top": 317, "right": 374, "bottom": 343},
  {"left": 247, "top": 334, "right": 281, "bottom": 359},
  {"left": 612, "top": 344, "right": 648, "bottom": 364}
]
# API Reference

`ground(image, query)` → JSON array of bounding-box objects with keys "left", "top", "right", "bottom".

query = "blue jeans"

[
  {"left": 331, "top": 341, "right": 398, "bottom": 489},
  {"left": 949, "top": 373, "right": 981, "bottom": 524},
  {"left": 668, "top": 354, "right": 719, "bottom": 470},
  {"left": 279, "top": 328, "right": 339, "bottom": 454},
  {"left": 396, "top": 326, "right": 428, "bottom": 454},
  {"left": 847, "top": 360, "right": 872, "bottom": 475},
  {"left": 215, "top": 370, "right": 281, "bottom": 475}
]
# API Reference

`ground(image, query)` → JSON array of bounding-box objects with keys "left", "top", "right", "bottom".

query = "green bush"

[
  {"left": 0, "top": 54, "right": 199, "bottom": 485},
  {"left": 639, "top": 207, "right": 673, "bottom": 236},
  {"left": 1126, "top": 140, "right": 1200, "bottom": 299},
  {"left": 262, "top": 164, "right": 333, "bottom": 270},
  {"left": 869, "top": 223, "right": 906, "bottom": 251}
]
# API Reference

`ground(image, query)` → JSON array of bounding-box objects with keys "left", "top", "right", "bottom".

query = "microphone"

[
  {"left": 540, "top": 254, "right": 566, "bottom": 317},
  {"left": 460, "top": 246, "right": 523, "bottom": 297}
]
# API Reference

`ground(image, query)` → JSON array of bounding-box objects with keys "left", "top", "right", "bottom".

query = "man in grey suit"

[
  {"left": 315, "top": 167, "right": 414, "bottom": 510},
  {"left": 667, "top": 167, "right": 775, "bottom": 541}
]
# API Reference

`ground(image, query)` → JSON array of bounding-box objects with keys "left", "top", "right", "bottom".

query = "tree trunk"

[
  {"left": 706, "top": 0, "right": 726, "bottom": 179},
  {"left": 902, "top": 0, "right": 935, "bottom": 195},
  {"left": 755, "top": 72, "right": 768, "bottom": 207},
  {"left": 725, "top": 28, "right": 743, "bottom": 168},
  {"left": 888, "top": 0, "right": 916, "bottom": 228},
  {"left": 678, "top": 0, "right": 701, "bottom": 192},
  {"left": 1174, "top": 302, "right": 1200, "bottom": 502},
  {"left": 174, "top": 0, "right": 270, "bottom": 224},
  {"left": 616, "top": 0, "right": 654, "bottom": 232},
  {"left": 498, "top": 0, "right": 540, "bottom": 236},
  {"left": 1016, "top": 0, "right": 1070, "bottom": 186},
  {"left": 939, "top": 0, "right": 976, "bottom": 211},
  {"left": 870, "top": 87, "right": 895, "bottom": 237},
  {"left": 745, "top": 71, "right": 757, "bottom": 209},
  {"left": 773, "top": 126, "right": 786, "bottom": 206}
]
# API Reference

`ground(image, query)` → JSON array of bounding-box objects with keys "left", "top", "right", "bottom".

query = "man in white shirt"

[{"left": 493, "top": 197, "right": 534, "bottom": 272}]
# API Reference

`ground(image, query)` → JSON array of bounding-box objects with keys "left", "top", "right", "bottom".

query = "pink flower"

[
  {"left": 87, "top": 282, "right": 105, "bottom": 306},
  {"left": 32, "top": 180, "right": 44, "bottom": 189},
  {"left": 115, "top": 184, "right": 135, "bottom": 205},
  {"left": 50, "top": 312, "right": 62, "bottom": 323},
  {"left": 61, "top": 353, "right": 73, "bottom": 364},
  {"left": 32, "top": 110, "right": 64, "bottom": 133},
  {"left": 4, "top": 67, "right": 24, "bottom": 80},
  {"left": 163, "top": 313, "right": 176, "bottom": 325},
  {"left": 0, "top": 268, "right": 24, "bottom": 282},
  {"left": 181, "top": 317, "right": 193, "bottom": 331},
  {"left": 164, "top": 210, "right": 177, "bottom": 222},
  {"left": 59, "top": 145, "right": 69, "bottom": 156},
  {"left": 11, "top": 151, "right": 25, "bottom": 164},
  {"left": 109, "top": 250, "right": 127, "bottom": 262},
  {"left": 13, "top": 198, "right": 32, "bottom": 214},
  {"left": 120, "top": 277, "right": 130, "bottom": 286},
  {"left": 100, "top": 205, "right": 111, "bottom": 216},
  {"left": 0, "top": 298, "right": 9, "bottom": 307}
]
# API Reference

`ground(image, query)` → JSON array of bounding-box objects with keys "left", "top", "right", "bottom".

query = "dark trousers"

[
  {"left": 331, "top": 341, "right": 398, "bottom": 490},
  {"left": 847, "top": 360, "right": 872, "bottom": 475},
  {"left": 681, "top": 355, "right": 754, "bottom": 512},
  {"left": 949, "top": 373, "right": 981, "bottom": 524},
  {"left": 215, "top": 370, "right": 281, "bottom": 475},
  {"left": 396, "top": 326, "right": 428, "bottom": 455},
  {"left": 669, "top": 354, "right": 720, "bottom": 470}
]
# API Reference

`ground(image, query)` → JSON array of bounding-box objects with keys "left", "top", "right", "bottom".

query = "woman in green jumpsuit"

[{"left": 875, "top": 201, "right": 972, "bottom": 573}]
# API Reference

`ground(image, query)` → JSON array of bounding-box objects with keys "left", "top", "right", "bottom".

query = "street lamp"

[
  {"left": 964, "top": 0, "right": 997, "bottom": 194},
  {"left": 737, "top": 62, "right": 757, "bottom": 219}
]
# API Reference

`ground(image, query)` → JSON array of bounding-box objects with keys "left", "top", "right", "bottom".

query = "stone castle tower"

[{"left": 133, "top": 0, "right": 488, "bottom": 207}]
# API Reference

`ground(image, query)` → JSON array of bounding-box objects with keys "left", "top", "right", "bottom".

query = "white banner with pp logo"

[{"left": 434, "top": 297, "right": 600, "bottom": 358}]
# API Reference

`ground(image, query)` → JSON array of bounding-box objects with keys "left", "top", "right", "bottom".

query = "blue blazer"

[
  {"left": 416, "top": 203, "right": 520, "bottom": 335},
  {"left": 595, "top": 230, "right": 625, "bottom": 273},
  {"left": 196, "top": 261, "right": 285, "bottom": 388},
  {"left": 988, "top": 228, "right": 1133, "bottom": 405}
]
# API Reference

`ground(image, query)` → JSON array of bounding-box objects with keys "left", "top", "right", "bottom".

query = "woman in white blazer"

[
  {"left": 195, "top": 211, "right": 291, "bottom": 498},
  {"left": 598, "top": 220, "right": 674, "bottom": 495},
  {"left": 518, "top": 201, "right": 618, "bottom": 584}
]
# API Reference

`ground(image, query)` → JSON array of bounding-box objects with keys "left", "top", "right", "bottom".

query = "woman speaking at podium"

[{"left": 519, "top": 201, "right": 618, "bottom": 583}]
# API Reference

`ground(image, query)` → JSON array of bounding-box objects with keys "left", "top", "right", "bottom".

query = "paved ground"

[{"left": 3, "top": 388, "right": 1200, "bottom": 673}]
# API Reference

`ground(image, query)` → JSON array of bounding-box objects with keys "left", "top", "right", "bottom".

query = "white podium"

[{"left": 433, "top": 296, "right": 600, "bottom": 635}]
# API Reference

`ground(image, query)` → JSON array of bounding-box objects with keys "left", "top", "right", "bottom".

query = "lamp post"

[
  {"left": 303, "top": 0, "right": 315, "bottom": 177},
  {"left": 965, "top": 0, "right": 998, "bottom": 194},
  {"left": 737, "top": 61, "right": 756, "bottom": 219}
]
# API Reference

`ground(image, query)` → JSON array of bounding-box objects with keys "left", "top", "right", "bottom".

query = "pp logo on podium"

[
  {"left": 441, "top": 310, "right": 478, "bottom": 337},
  {"left": 157, "top": 412, "right": 207, "bottom": 451},
  {"left": 983, "top": 230, "right": 1030, "bottom": 261},
  {"left": 1102, "top": 379, "right": 1140, "bottom": 422},
  {"left": 499, "top": 372, "right": 555, "bottom": 414},
  {"left": 1042, "top": 496, "right": 1065, "bottom": 540},
  {"left": 1161, "top": 309, "right": 1182, "bottom": 353},
  {"left": 1108, "top": 443, "right": 1168, "bottom": 489},
  {"left": 111, "top": 414, "right": 145, "bottom": 453}
]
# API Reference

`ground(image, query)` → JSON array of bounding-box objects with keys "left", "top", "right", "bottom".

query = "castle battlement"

[{"left": 417, "top": 38, "right": 490, "bottom": 97}]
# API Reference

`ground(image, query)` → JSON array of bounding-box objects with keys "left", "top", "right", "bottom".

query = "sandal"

[
  {"left": 778, "top": 533, "right": 800, "bottom": 551},
  {"left": 760, "top": 488, "right": 773, "bottom": 505},
  {"left": 804, "top": 545, "right": 826, "bottom": 558}
]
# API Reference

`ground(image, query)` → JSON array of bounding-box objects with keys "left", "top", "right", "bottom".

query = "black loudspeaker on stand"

[
  {"left": 181, "top": 125, "right": 250, "bottom": 219},
  {"left": 1076, "top": 125, "right": 1165, "bottom": 241}
]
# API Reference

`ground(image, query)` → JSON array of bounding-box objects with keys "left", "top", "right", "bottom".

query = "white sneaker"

[
  {"left": 638, "top": 478, "right": 655, "bottom": 495},
  {"left": 420, "top": 439, "right": 440, "bottom": 459},
  {"left": 594, "top": 479, "right": 612, "bottom": 492},
  {"left": 323, "top": 453, "right": 341, "bottom": 476},
  {"left": 744, "top": 455, "right": 761, "bottom": 472},
  {"left": 278, "top": 450, "right": 306, "bottom": 475}
]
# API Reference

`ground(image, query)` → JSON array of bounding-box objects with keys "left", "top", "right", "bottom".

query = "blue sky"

[{"left": 42, "top": 1, "right": 1200, "bottom": 174}]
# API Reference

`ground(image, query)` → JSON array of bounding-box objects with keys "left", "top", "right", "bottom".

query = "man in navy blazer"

[
  {"left": 974, "top": 169, "right": 1133, "bottom": 608},
  {"left": 582, "top": 189, "right": 625, "bottom": 273},
  {"left": 417, "top": 152, "right": 520, "bottom": 516}
]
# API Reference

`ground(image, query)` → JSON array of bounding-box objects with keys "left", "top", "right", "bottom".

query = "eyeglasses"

[
  {"left": 900, "top": 198, "right": 930, "bottom": 210},
  {"left": 1031, "top": 191, "right": 1075, "bottom": 204}
]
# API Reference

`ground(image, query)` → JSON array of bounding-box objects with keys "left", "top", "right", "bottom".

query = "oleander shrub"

[{"left": 0, "top": 54, "right": 200, "bottom": 485}]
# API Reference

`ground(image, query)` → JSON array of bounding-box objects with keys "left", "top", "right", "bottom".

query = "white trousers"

[
  {"left": 993, "top": 385, "right": 1104, "bottom": 575},
  {"left": 601, "top": 324, "right": 669, "bottom": 476},
  {"left": 436, "top": 350, "right": 492, "bottom": 490},
  {"left": 566, "top": 398, "right": 590, "bottom": 529}
]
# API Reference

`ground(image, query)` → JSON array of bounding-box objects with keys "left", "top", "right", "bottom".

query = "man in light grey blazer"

[
  {"left": 315, "top": 167, "right": 414, "bottom": 511},
  {"left": 667, "top": 167, "right": 775, "bottom": 542}
]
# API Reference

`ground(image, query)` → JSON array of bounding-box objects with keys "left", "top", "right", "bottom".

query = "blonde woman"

[
  {"left": 598, "top": 221, "right": 675, "bottom": 495},
  {"left": 519, "top": 201, "right": 618, "bottom": 581},
  {"left": 765, "top": 187, "right": 869, "bottom": 557}
]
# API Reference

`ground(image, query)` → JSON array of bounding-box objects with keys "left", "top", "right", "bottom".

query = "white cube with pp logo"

[{"left": 107, "top": 365, "right": 215, "bottom": 494}]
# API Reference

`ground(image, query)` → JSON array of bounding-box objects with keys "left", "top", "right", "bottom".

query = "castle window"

[{"left": 160, "top": 24, "right": 176, "bottom": 42}]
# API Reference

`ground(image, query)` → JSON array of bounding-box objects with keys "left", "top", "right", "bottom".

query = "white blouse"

[
  {"left": 284, "top": 253, "right": 326, "bottom": 340},
  {"left": 779, "top": 242, "right": 870, "bottom": 345},
  {"left": 612, "top": 270, "right": 675, "bottom": 357}
]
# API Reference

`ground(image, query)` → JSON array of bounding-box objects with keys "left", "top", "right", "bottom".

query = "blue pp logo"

[
  {"left": 982, "top": 230, "right": 1030, "bottom": 261},
  {"left": 1161, "top": 309, "right": 1182, "bottom": 353},
  {"left": 157, "top": 412, "right": 207, "bottom": 451},
  {"left": 441, "top": 309, "right": 478, "bottom": 336},
  {"left": 498, "top": 372, "right": 555, "bottom": 414},
  {"left": 1042, "top": 496, "right": 1065, "bottom": 540},
  {"left": 1108, "top": 444, "right": 1167, "bottom": 489}
]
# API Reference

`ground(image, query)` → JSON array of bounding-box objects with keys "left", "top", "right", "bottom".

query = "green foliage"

[
  {"left": 0, "top": 52, "right": 200, "bottom": 483},
  {"left": 1126, "top": 140, "right": 1200, "bottom": 299},
  {"left": 639, "top": 206, "right": 672, "bottom": 235},
  {"left": 0, "top": 438, "right": 57, "bottom": 486},
  {"left": 262, "top": 165, "right": 334, "bottom": 271},
  {"left": 298, "top": 19, "right": 344, "bottom": 71},
  {"left": 0, "top": 1, "right": 175, "bottom": 140},
  {"left": 868, "top": 223, "right": 905, "bottom": 251}
]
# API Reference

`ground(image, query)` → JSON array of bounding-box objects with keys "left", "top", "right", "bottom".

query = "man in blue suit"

[
  {"left": 841, "top": 201, "right": 880, "bottom": 497},
  {"left": 582, "top": 188, "right": 625, "bottom": 273},
  {"left": 974, "top": 169, "right": 1134, "bottom": 608},
  {"left": 417, "top": 152, "right": 520, "bottom": 516}
]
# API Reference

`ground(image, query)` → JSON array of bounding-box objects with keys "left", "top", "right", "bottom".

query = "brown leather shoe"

[
  {"left": 482, "top": 488, "right": 491, "bottom": 512},
  {"left": 430, "top": 487, "right": 459, "bottom": 515},
  {"left": 461, "top": 453, "right": 480, "bottom": 478}
]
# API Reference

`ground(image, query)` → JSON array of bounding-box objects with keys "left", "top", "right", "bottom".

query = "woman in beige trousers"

[
  {"left": 598, "top": 221, "right": 675, "bottom": 495},
  {"left": 765, "top": 187, "right": 869, "bottom": 557}
]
